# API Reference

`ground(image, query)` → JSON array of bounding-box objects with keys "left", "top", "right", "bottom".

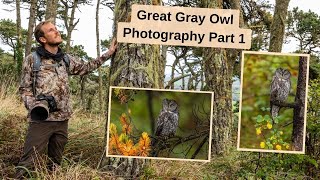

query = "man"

[{"left": 16, "top": 19, "right": 117, "bottom": 178}]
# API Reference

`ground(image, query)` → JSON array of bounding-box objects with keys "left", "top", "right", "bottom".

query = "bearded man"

[{"left": 15, "top": 19, "right": 117, "bottom": 178}]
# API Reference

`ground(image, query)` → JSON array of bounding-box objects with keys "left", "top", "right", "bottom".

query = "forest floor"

[
  {"left": 0, "top": 85, "right": 111, "bottom": 179},
  {"left": 0, "top": 83, "right": 243, "bottom": 179},
  {"left": 0, "top": 84, "right": 315, "bottom": 179}
]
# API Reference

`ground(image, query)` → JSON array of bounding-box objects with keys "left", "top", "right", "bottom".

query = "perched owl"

[
  {"left": 152, "top": 99, "right": 179, "bottom": 156},
  {"left": 155, "top": 99, "right": 179, "bottom": 138},
  {"left": 270, "top": 68, "right": 291, "bottom": 121}
]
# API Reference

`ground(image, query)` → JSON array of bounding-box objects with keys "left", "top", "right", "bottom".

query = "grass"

[
  {"left": 0, "top": 81, "right": 27, "bottom": 178},
  {"left": 0, "top": 78, "right": 108, "bottom": 179},
  {"left": 0, "top": 76, "right": 317, "bottom": 179},
  {"left": 0, "top": 78, "right": 245, "bottom": 179}
]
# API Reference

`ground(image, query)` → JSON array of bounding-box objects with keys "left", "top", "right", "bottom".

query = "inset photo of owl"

[
  {"left": 237, "top": 51, "right": 309, "bottom": 154},
  {"left": 106, "top": 86, "right": 213, "bottom": 162}
]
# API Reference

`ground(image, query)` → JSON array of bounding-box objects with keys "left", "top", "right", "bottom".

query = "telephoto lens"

[{"left": 30, "top": 100, "right": 49, "bottom": 121}]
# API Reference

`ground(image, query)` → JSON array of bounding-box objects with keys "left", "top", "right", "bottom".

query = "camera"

[{"left": 30, "top": 94, "right": 59, "bottom": 121}]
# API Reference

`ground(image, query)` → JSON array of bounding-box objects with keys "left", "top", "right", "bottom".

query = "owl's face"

[
  {"left": 275, "top": 68, "right": 291, "bottom": 80},
  {"left": 162, "top": 99, "right": 178, "bottom": 113}
]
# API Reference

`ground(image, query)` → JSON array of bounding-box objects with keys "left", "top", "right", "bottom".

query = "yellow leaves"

[
  {"left": 113, "top": 88, "right": 120, "bottom": 96},
  {"left": 256, "top": 127, "right": 262, "bottom": 135},
  {"left": 108, "top": 134, "right": 119, "bottom": 154},
  {"left": 118, "top": 139, "right": 137, "bottom": 156},
  {"left": 108, "top": 123, "right": 120, "bottom": 155},
  {"left": 255, "top": 122, "right": 272, "bottom": 136},
  {"left": 275, "top": 145, "right": 282, "bottom": 150},
  {"left": 141, "top": 132, "right": 149, "bottom": 141},
  {"left": 109, "top": 131, "right": 151, "bottom": 156},
  {"left": 138, "top": 132, "right": 151, "bottom": 157},
  {"left": 119, "top": 133, "right": 129, "bottom": 143},
  {"left": 110, "top": 123, "right": 117, "bottom": 135},
  {"left": 285, "top": 144, "right": 290, "bottom": 150},
  {"left": 139, "top": 132, "right": 151, "bottom": 147},
  {"left": 254, "top": 117, "right": 291, "bottom": 151},
  {"left": 108, "top": 112, "right": 151, "bottom": 157},
  {"left": 267, "top": 122, "right": 272, "bottom": 129}
]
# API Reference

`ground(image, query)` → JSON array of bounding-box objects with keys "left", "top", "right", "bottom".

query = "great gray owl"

[
  {"left": 270, "top": 68, "right": 291, "bottom": 121},
  {"left": 152, "top": 99, "right": 179, "bottom": 156},
  {"left": 155, "top": 98, "right": 179, "bottom": 138}
]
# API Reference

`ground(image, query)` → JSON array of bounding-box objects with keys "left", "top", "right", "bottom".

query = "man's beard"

[{"left": 48, "top": 40, "right": 62, "bottom": 47}]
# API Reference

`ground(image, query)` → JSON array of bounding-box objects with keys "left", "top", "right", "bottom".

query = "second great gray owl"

[
  {"left": 154, "top": 98, "right": 179, "bottom": 138},
  {"left": 270, "top": 68, "right": 291, "bottom": 120}
]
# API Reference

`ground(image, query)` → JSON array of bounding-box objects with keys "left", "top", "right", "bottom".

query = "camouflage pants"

[{"left": 15, "top": 120, "right": 68, "bottom": 178}]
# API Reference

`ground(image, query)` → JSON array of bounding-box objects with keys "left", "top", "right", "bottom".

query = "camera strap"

[{"left": 31, "top": 51, "right": 70, "bottom": 97}]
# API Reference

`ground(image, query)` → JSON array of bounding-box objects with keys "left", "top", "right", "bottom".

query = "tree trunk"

[
  {"left": 292, "top": 56, "right": 307, "bottom": 151},
  {"left": 269, "top": 0, "right": 290, "bottom": 52},
  {"left": 96, "top": 0, "right": 104, "bottom": 112},
  {"left": 200, "top": 0, "right": 234, "bottom": 156},
  {"left": 203, "top": 47, "right": 233, "bottom": 155},
  {"left": 16, "top": 0, "right": 23, "bottom": 78},
  {"left": 230, "top": 0, "right": 244, "bottom": 27},
  {"left": 62, "top": 0, "right": 79, "bottom": 53},
  {"left": 99, "top": 0, "right": 164, "bottom": 178},
  {"left": 45, "top": 0, "right": 59, "bottom": 24},
  {"left": 25, "top": 0, "right": 37, "bottom": 57}
]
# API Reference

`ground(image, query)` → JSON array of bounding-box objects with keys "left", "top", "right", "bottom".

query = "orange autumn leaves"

[{"left": 108, "top": 113, "right": 151, "bottom": 156}]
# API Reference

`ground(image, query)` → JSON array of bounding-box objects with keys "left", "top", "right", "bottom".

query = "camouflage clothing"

[{"left": 19, "top": 52, "right": 111, "bottom": 121}]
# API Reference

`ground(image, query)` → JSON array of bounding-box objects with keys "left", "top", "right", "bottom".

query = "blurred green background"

[
  {"left": 239, "top": 53, "right": 300, "bottom": 149},
  {"left": 109, "top": 88, "right": 213, "bottom": 160}
]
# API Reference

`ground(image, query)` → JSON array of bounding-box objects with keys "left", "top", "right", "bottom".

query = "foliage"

[
  {"left": 100, "top": 38, "right": 112, "bottom": 52},
  {"left": 109, "top": 89, "right": 151, "bottom": 156},
  {"left": 108, "top": 113, "right": 151, "bottom": 156},
  {"left": 254, "top": 109, "right": 290, "bottom": 150},
  {"left": 308, "top": 79, "right": 320, "bottom": 132},
  {"left": 146, "top": 148, "right": 313, "bottom": 179},
  {"left": 0, "top": 19, "right": 27, "bottom": 52},
  {"left": 309, "top": 55, "right": 320, "bottom": 79},
  {"left": 0, "top": 52, "right": 15, "bottom": 81},
  {"left": 305, "top": 79, "right": 320, "bottom": 177},
  {"left": 108, "top": 89, "right": 151, "bottom": 157},
  {"left": 242, "top": 0, "right": 273, "bottom": 51},
  {"left": 287, "top": 7, "right": 320, "bottom": 54}
]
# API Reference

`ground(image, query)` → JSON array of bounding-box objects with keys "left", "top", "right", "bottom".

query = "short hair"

[{"left": 34, "top": 19, "right": 54, "bottom": 45}]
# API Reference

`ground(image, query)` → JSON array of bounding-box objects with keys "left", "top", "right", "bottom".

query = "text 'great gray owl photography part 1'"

[
  {"left": 107, "top": 86, "right": 213, "bottom": 162},
  {"left": 237, "top": 51, "right": 309, "bottom": 154}
]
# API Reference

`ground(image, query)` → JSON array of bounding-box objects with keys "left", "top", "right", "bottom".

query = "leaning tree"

[{"left": 99, "top": 0, "right": 165, "bottom": 178}]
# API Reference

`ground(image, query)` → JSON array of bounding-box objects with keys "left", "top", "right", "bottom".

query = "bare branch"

[
  {"left": 191, "top": 135, "right": 208, "bottom": 159},
  {"left": 165, "top": 74, "right": 191, "bottom": 89}
]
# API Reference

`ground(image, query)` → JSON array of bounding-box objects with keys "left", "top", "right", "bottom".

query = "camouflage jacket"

[{"left": 19, "top": 52, "right": 111, "bottom": 122}]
